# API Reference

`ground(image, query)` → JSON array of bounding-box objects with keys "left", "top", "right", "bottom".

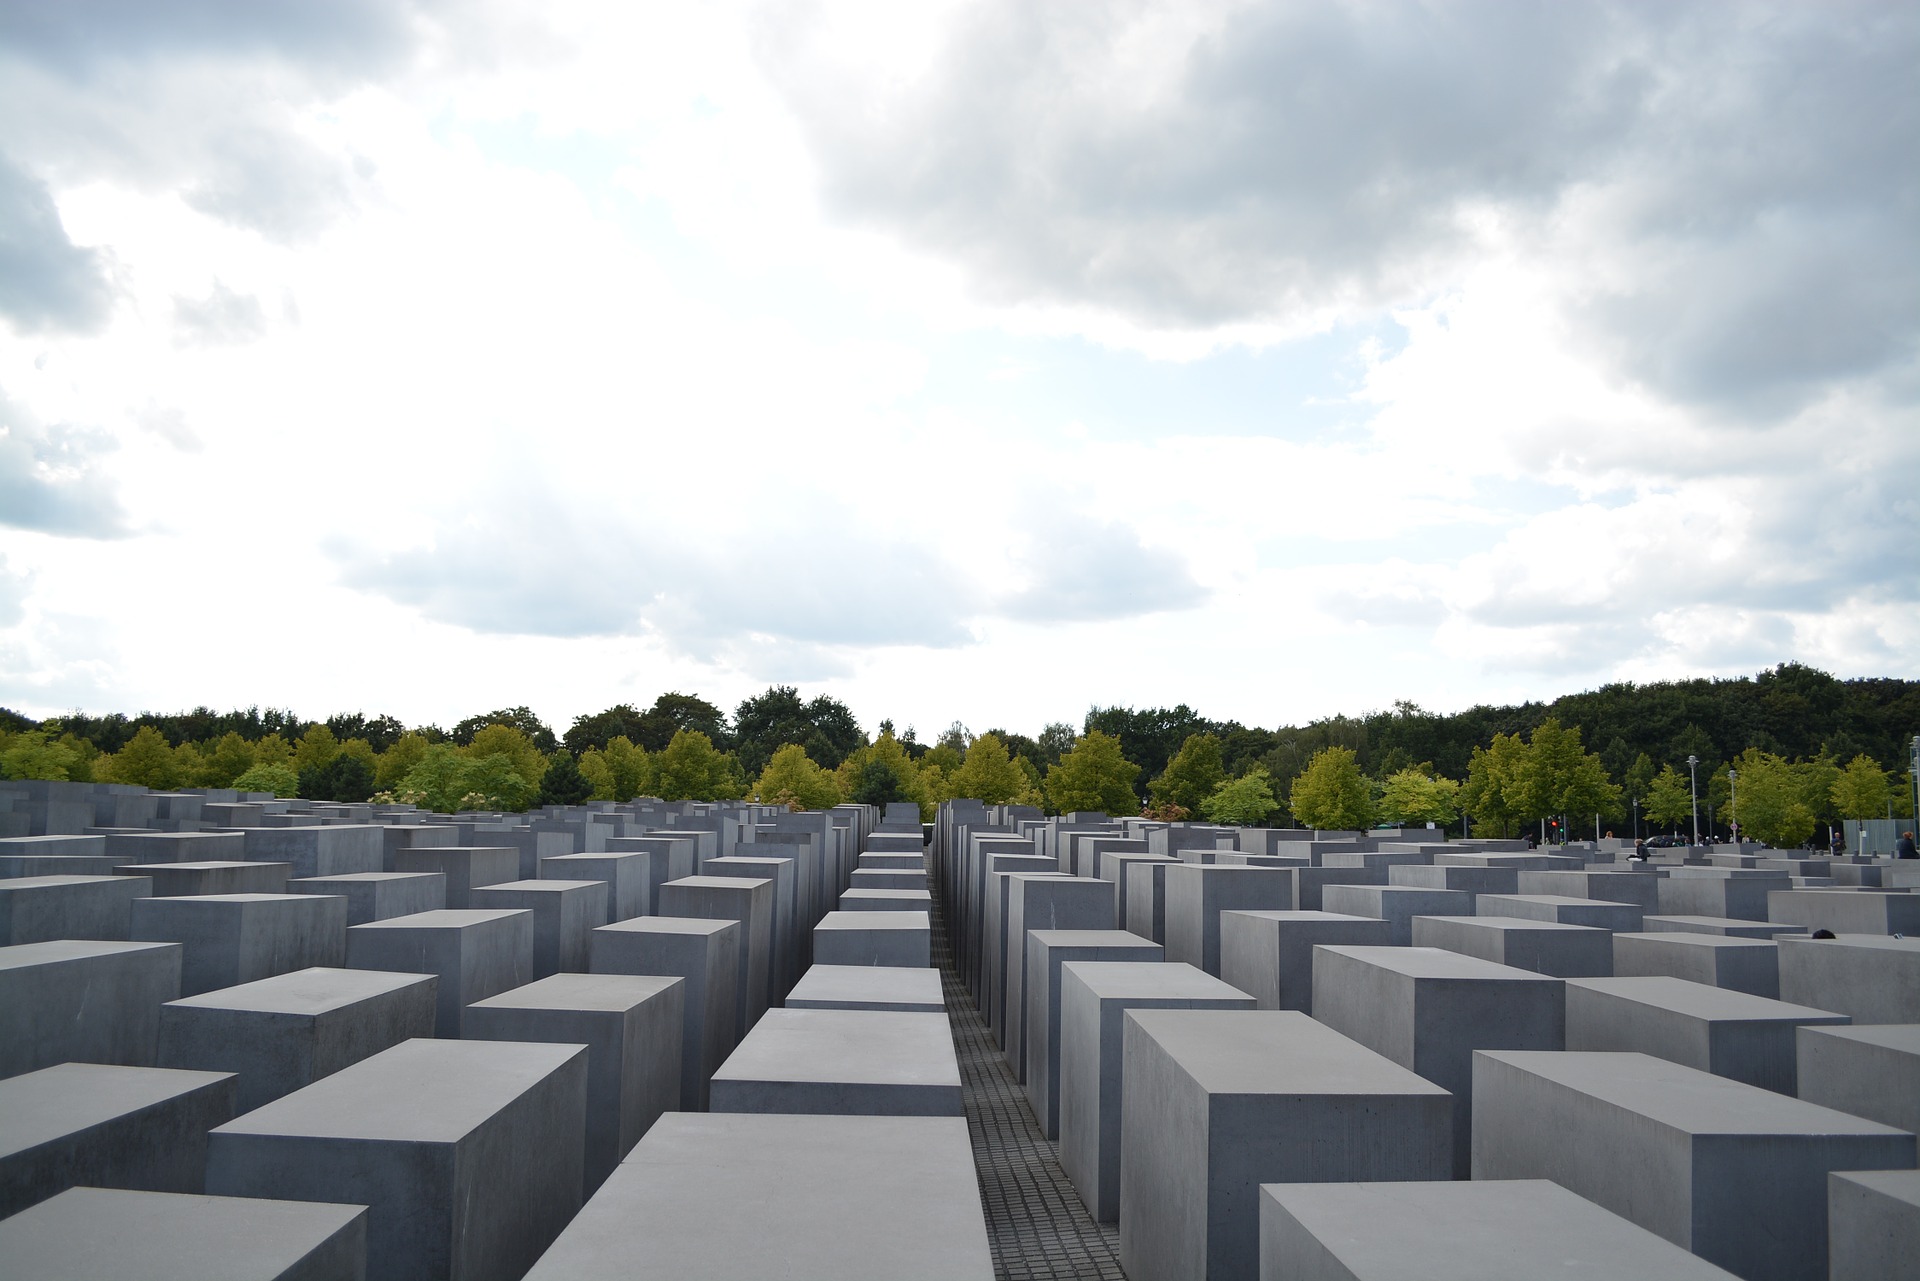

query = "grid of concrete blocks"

[
  {"left": 0, "top": 778, "right": 992, "bottom": 1280},
  {"left": 934, "top": 798, "right": 1920, "bottom": 1281}
]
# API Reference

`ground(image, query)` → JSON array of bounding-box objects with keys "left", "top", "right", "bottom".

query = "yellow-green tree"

[
  {"left": 1643, "top": 764, "right": 1694, "bottom": 834},
  {"left": 101, "top": 726, "right": 180, "bottom": 789},
  {"left": 376, "top": 732, "right": 431, "bottom": 790},
  {"left": 949, "top": 733, "right": 1039, "bottom": 806},
  {"left": 293, "top": 725, "right": 340, "bottom": 776},
  {"left": 835, "top": 732, "right": 932, "bottom": 820},
  {"left": 0, "top": 730, "right": 84, "bottom": 782},
  {"left": 1149, "top": 734, "right": 1225, "bottom": 817},
  {"left": 200, "top": 732, "right": 257, "bottom": 787},
  {"left": 1200, "top": 768, "right": 1280, "bottom": 826},
  {"left": 580, "top": 736, "right": 654, "bottom": 802},
  {"left": 1830, "top": 755, "right": 1890, "bottom": 820},
  {"left": 1043, "top": 731, "right": 1140, "bottom": 816},
  {"left": 1721, "top": 748, "right": 1815, "bottom": 846},
  {"left": 654, "top": 729, "right": 742, "bottom": 802},
  {"left": 464, "top": 723, "right": 547, "bottom": 790},
  {"left": 252, "top": 733, "right": 294, "bottom": 768},
  {"left": 753, "top": 743, "right": 843, "bottom": 810},
  {"left": 1460, "top": 732, "right": 1529, "bottom": 837},
  {"left": 1376, "top": 766, "right": 1461, "bottom": 827},
  {"left": 1288, "top": 746, "right": 1374, "bottom": 831}
]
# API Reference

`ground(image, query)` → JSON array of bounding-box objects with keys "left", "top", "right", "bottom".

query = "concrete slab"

[
  {"left": 1797, "top": 1023, "right": 1920, "bottom": 1136},
  {"left": 1005, "top": 875, "right": 1116, "bottom": 1076},
  {"left": 0, "top": 874, "right": 149, "bottom": 943},
  {"left": 1320, "top": 884, "right": 1471, "bottom": 946},
  {"left": 1411, "top": 914, "right": 1613, "bottom": 977},
  {"left": 207, "top": 1037, "right": 588, "bottom": 1281},
  {"left": 1645, "top": 914, "right": 1804, "bottom": 939},
  {"left": 132, "top": 893, "right": 348, "bottom": 996},
  {"left": 470, "top": 878, "right": 607, "bottom": 977},
  {"left": 658, "top": 875, "right": 773, "bottom": 1037},
  {"left": 1024, "top": 929, "right": 1162, "bottom": 1137},
  {"left": 1565, "top": 975, "right": 1848, "bottom": 1094},
  {"left": 119, "top": 860, "right": 290, "bottom": 896},
  {"left": 345, "top": 908, "right": 533, "bottom": 1037},
  {"left": 1164, "top": 864, "right": 1294, "bottom": 976},
  {"left": 1476, "top": 893, "right": 1643, "bottom": 932},
  {"left": 1216, "top": 909, "right": 1391, "bottom": 1014},
  {"left": 1828, "top": 1168, "right": 1920, "bottom": 1281},
  {"left": 709, "top": 1008, "right": 962, "bottom": 1116},
  {"left": 0, "top": 939, "right": 181, "bottom": 1077},
  {"left": 1769, "top": 888, "right": 1920, "bottom": 935},
  {"left": 589, "top": 915, "right": 738, "bottom": 1110},
  {"left": 522, "top": 1113, "right": 993, "bottom": 1280},
  {"left": 241, "top": 826, "right": 385, "bottom": 880},
  {"left": 1613, "top": 931, "right": 1780, "bottom": 997},
  {"left": 158, "top": 966, "right": 436, "bottom": 1111},
  {"left": 1658, "top": 874, "right": 1789, "bottom": 921},
  {"left": 813, "top": 909, "right": 930, "bottom": 968},
  {"left": 1778, "top": 934, "right": 1920, "bottom": 1023},
  {"left": 287, "top": 871, "right": 445, "bottom": 924},
  {"left": 391, "top": 846, "right": 519, "bottom": 908},
  {"left": 538, "top": 851, "right": 650, "bottom": 922},
  {"left": 785, "top": 963, "right": 945, "bottom": 1012}
]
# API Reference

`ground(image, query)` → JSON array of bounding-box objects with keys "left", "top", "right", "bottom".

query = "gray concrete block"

[
  {"left": 1386, "top": 863, "right": 1519, "bottom": 908},
  {"left": 0, "top": 939, "right": 181, "bottom": 1077},
  {"left": 1122, "top": 858, "right": 1176, "bottom": 944},
  {"left": 287, "top": 871, "right": 446, "bottom": 924},
  {"left": 1024, "top": 929, "right": 1161, "bottom": 1137},
  {"left": 1797, "top": 1023, "right": 1920, "bottom": 1136},
  {"left": 522, "top": 1112, "right": 992, "bottom": 1280},
  {"left": 1258, "top": 1178, "right": 1741, "bottom": 1280},
  {"left": 0, "top": 1062, "right": 236, "bottom": 1217},
  {"left": 207, "top": 1038, "right": 587, "bottom": 1281},
  {"left": 1779, "top": 934, "right": 1920, "bottom": 1023},
  {"left": 785, "top": 963, "right": 944, "bottom": 1012},
  {"left": 0, "top": 1184, "right": 368, "bottom": 1281},
  {"left": 1004, "top": 874, "right": 1116, "bottom": 1075},
  {"left": 1613, "top": 930, "right": 1780, "bottom": 997},
  {"left": 1565, "top": 975, "right": 1848, "bottom": 1094},
  {"left": 850, "top": 867, "right": 927, "bottom": 891},
  {"left": 118, "top": 860, "right": 290, "bottom": 896},
  {"left": 158, "top": 966, "right": 436, "bottom": 1111},
  {"left": 1645, "top": 914, "right": 1803, "bottom": 939},
  {"left": 1477, "top": 892, "right": 1642, "bottom": 931},
  {"left": 539, "top": 851, "right": 650, "bottom": 921},
  {"left": 1120, "top": 1010, "right": 1451, "bottom": 1281},
  {"left": 1472, "top": 1049, "right": 1915, "bottom": 1281},
  {"left": 590, "top": 915, "right": 738, "bottom": 1111},
  {"left": 1320, "top": 883, "right": 1471, "bottom": 946},
  {"left": 104, "top": 830, "right": 248, "bottom": 863},
  {"left": 1658, "top": 874, "right": 1789, "bottom": 921},
  {"left": 1164, "top": 864, "right": 1294, "bottom": 976},
  {"left": 466, "top": 973, "right": 683, "bottom": 1193},
  {"left": 391, "top": 846, "right": 519, "bottom": 908},
  {"left": 1515, "top": 867, "right": 1663, "bottom": 913},
  {"left": 1769, "top": 888, "right": 1920, "bottom": 935},
  {"left": 708, "top": 854, "right": 801, "bottom": 999},
  {"left": 241, "top": 826, "right": 385, "bottom": 879},
  {"left": 1312, "top": 945, "right": 1564, "bottom": 1177},
  {"left": 0, "top": 874, "right": 150, "bottom": 943},
  {"left": 470, "top": 878, "right": 606, "bottom": 977},
  {"left": 709, "top": 1008, "right": 962, "bottom": 1116},
  {"left": 1828, "top": 1168, "right": 1920, "bottom": 1281},
  {"left": 1214, "top": 909, "right": 1389, "bottom": 1013},
  {"left": 813, "top": 909, "right": 930, "bottom": 967},
  {"left": 1059, "top": 961, "right": 1253, "bottom": 1222},
  {"left": 1410, "top": 914, "right": 1612, "bottom": 977},
  {"left": 345, "top": 909, "right": 533, "bottom": 1037},
  {"left": 658, "top": 875, "right": 774, "bottom": 1036},
  {"left": 132, "top": 893, "right": 348, "bottom": 996}
]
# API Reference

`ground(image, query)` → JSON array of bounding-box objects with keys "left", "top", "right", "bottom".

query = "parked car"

[{"left": 1644, "top": 834, "right": 1686, "bottom": 848}]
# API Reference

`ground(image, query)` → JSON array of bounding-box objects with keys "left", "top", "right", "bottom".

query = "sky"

[{"left": 0, "top": 0, "right": 1915, "bottom": 742}]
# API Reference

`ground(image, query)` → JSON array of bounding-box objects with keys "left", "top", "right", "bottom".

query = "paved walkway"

[{"left": 929, "top": 866, "right": 1129, "bottom": 1281}]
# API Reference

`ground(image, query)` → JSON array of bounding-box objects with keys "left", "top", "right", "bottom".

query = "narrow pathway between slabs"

[{"left": 926, "top": 852, "right": 1130, "bottom": 1281}]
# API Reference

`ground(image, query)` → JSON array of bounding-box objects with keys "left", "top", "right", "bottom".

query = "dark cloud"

[
  {"left": 0, "top": 2, "right": 431, "bottom": 78},
  {"left": 0, "top": 151, "right": 113, "bottom": 333},
  {"left": 763, "top": 1, "right": 1919, "bottom": 412},
  {"left": 172, "top": 281, "right": 267, "bottom": 347},
  {"left": 998, "top": 512, "right": 1207, "bottom": 623},
  {"left": 0, "top": 390, "right": 128, "bottom": 538}
]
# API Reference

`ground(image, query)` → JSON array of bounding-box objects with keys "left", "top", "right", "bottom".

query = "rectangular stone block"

[
  {"left": 1217, "top": 910, "right": 1393, "bottom": 1012},
  {"left": 785, "top": 962, "right": 945, "bottom": 1012},
  {"left": 539, "top": 851, "right": 650, "bottom": 921},
  {"left": 1257, "top": 1179, "right": 1742, "bottom": 1281},
  {"left": 1828, "top": 1169, "right": 1920, "bottom": 1281},
  {"left": 1059, "top": 961, "right": 1253, "bottom": 1223},
  {"left": 471, "top": 878, "right": 606, "bottom": 976},
  {"left": 1646, "top": 913, "right": 1803, "bottom": 939},
  {"left": 1411, "top": 914, "right": 1614, "bottom": 978},
  {"left": 1004, "top": 874, "right": 1115, "bottom": 1075},
  {"left": 104, "top": 830, "right": 248, "bottom": 863},
  {"left": 1313, "top": 945, "right": 1564, "bottom": 1177},
  {"left": 1120, "top": 1010, "right": 1452, "bottom": 1281},
  {"left": 1613, "top": 930, "right": 1780, "bottom": 997},
  {"left": 850, "top": 867, "right": 926, "bottom": 891},
  {"left": 589, "top": 915, "right": 738, "bottom": 1110},
  {"left": 1797, "top": 1024, "right": 1920, "bottom": 1136},
  {"left": 241, "top": 826, "right": 385, "bottom": 879},
  {"left": 345, "top": 909, "right": 533, "bottom": 1037},
  {"left": 659, "top": 875, "right": 773, "bottom": 1037},
  {"left": 1320, "top": 883, "right": 1471, "bottom": 946},
  {"left": 1565, "top": 975, "right": 1847, "bottom": 1095},
  {"left": 207, "top": 1038, "right": 588, "bottom": 1281},
  {"left": 1024, "top": 929, "right": 1162, "bottom": 1137},
  {"left": 1100, "top": 852, "right": 1176, "bottom": 941},
  {"left": 523, "top": 1113, "right": 992, "bottom": 1280},
  {"left": 1516, "top": 867, "right": 1663, "bottom": 913},
  {"left": 814, "top": 908, "right": 931, "bottom": 967},
  {"left": 1779, "top": 934, "right": 1920, "bottom": 1023},
  {"left": 1122, "top": 857, "right": 1175, "bottom": 944},
  {"left": 392, "top": 846, "right": 519, "bottom": 908},
  {"left": 1471, "top": 1049, "right": 1915, "bottom": 1281},
  {"left": 118, "top": 859, "right": 290, "bottom": 896},
  {"left": 1477, "top": 892, "right": 1642, "bottom": 931},
  {"left": 0, "top": 1185, "right": 368, "bottom": 1281},
  {"left": 288, "top": 870, "right": 446, "bottom": 924},
  {"left": 710, "top": 1008, "right": 962, "bottom": 1116},
  {"left": 841, "top": 886, "right": 933, "bottom": 912},
  {"left": 1385, "top": 863, "right": 1519, "bottom": 908},
  {"left": 708, "top": 854, "right": 800, "bottom": 999},
  {"left": 1657, "top": 874, "right": 1789, "bottom": 921},
  {"left": 466, "top": 973, "right": 683, "bottom": 1193},
  {"left": 0, "top": 1062, "right": 236, "bottom": 1217},
  {"left": 0, "top": 874, "right": 150, "bottom": 943},
  {"left": 0, "top": 939, "right": 181, "bottom": 1077},
  {"left": 132, "top": 893, "right": 348, "bottom": 996},
  {"left": 1769, "top": 888, "right": 1920, "bottom": 935},
  {"left": 859, "top": 852, "right": 925, "bottom": 871},
  {"left": 159, "top": 965, "right": 437, "bottom": 1111},
  {"left": 1163, "top": 864, "right": 1294, "bottom": 976}
]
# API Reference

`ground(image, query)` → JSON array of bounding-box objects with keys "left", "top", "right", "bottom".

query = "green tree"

[
  {"left": 1288, "top": 746, "right": 1375, "bottom": 831},
  {"left": 293, "top": 725, "right": 340, "bottom": 776},
  {"left": 376, "top": 732, "right": 431, "bottom": 790},
  {"left": 1149, "top": 734, "right": 1226, "bottom": 816},
  {"left": 752, "top": 743, "right": 843, "bottom": 810},
  {"left": 1459, "top": 733, "right": 1527, "bottom": 837},
  {"left": 252, "top": 733, "right": 294, "bottom": 768},
  {"left": 462, "top": 753, "right": 539, "bottom": 811},
  {"left": 101, "top": 726, "right": 180, "bottom": 789},
  {"left": 464, "top": 723, "right": 548, "bottom": 789},
  {"left": 537, "top": 750, "right": 595, "bottom": 807},
  {"left": 1830, "top": 754, "right": 1890, "bottom": 820},
  {"left": 1721, "top": 748, "right": 1815, "bottom": 847},
  {"left": 452, "top": 707, "right": 558, "bottom": 753},
  {"left": 395, "top": 745, "right": 473, "bottom": 812},
  {"left": 1200, "top": 768, "right": 1280, "bottom": 826},
  {"left": 634, "top": 693, "right": 730, "bottom": 753},
  {"left": 949, "top": 733, "right": 1038, "bottom": 806},
  {"left": 0, "top": 731, "right": 83, "bottom": 781},
  {"left": 301, "top": 754, "right": 375, "bottom": 803},
  {"left": 734, "top": 686, "right": 863, "bottom": 776},
  {"left": 563, "top": 704, "right": 648, "bottom": 756},
  {"left": 231, "top": 762, "right": 299, "bottom": 797},
  {"left": 1376, "top": 767, "right": 1461, "bottom": 827},
  {"left": 654, "top": 729, "right": 741, "bottom": 802},
  {"left": 200, "top": 732, "right": 257, "bottom": 787},
  {"left": 580, "top": 736, "right": 654, "bottom": 802},
  {"left": 1794, "top": 752, "right": 1841, "bottom": 831},
  {"left": 1623, "top": 752, "right": 1657, "bottom": 804},
  {"left": 1044, "top": 731, "right": 1141, "bottom": 816},
  {"left": 836, "top": 732, "right": 929, "bottom": 818},
  {"left": 1643, "top": 764, "right": 1694, "bottom": 833}
]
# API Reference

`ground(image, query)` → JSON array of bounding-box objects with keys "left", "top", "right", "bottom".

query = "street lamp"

[
  {"left": 1632, "top": 796, "right": 1640, "bottom": 841},
  {"left": 1728, "top": 768, "right": 1738, "bottom": 845},
  {"left": 1686, "top": 755, "right": 1700, "bottom": 846}
]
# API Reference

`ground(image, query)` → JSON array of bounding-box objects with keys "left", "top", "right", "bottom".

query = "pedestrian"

[
  {"left": 1830, "top": 828, "right": 1844, "bottom": 858},
  {"left": 1631, "top": 838, "right": 1648, "bottom": 862},
  {"left": 1898, "top": 831, "right": 1918, "bottom": 860}
]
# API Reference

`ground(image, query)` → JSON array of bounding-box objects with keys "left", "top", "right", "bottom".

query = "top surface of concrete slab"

[
  {"left": 1477, "top": 1050, "right": 1907, "bottom": 1136},
  {"left": 213, "top": 1037, "right": 584, "bottom": 1144},
  {"left": 1316, "top": 944, "right": 1563, "bottom": 981},
  {"left": 0, "top": 938, "right": 174, "bottom": 970},
  {"left": 1126, "top": 1009, "right": 1449, "bottom": 1097},
  {"left": 817, "top": 910, "right": 929, "bottom": 930},
  {"left": 0, "top": 1062, "right": 233, "bottom": 1155},
  {"left": 165, "top": 965, "right": 427, "bottom": 1015},
  {"left": 1567, "top": 975, "right": 1841, "bottom": 1021},
  {"left": 714, "top": 1009, "right": 959, "bottom": 1089},
  {"left": 598, "top": 915, "right": 736, "bottom": 938},
  {"left": 1061, "top": 959, "right": 1249, "bottom": 1001},
  {"left": 469, "top": 972, "right": 681, "bottom": 1012},
  {"left": 351, "top": 908, "right": 524, "bottom": 931},
  {"left": 1799, "top": 1022, "right": 1920, "bottom": 1053},
  {"left": 785, "top": 964, "right": 945, "bottom": 1008}
]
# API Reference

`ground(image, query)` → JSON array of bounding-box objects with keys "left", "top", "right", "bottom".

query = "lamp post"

[
  {"left": 1686, "top": 754, "right": 1700, "bottom": 846},
  {"left": 1910, "top": 735, "right": 1919, "bottom": 838},
  {"left": 1632, "top": 796, "right": 1640, "bottom": 841},
  {"left": 1728, "top": 768, "right": 1738, "bottom": 844}
]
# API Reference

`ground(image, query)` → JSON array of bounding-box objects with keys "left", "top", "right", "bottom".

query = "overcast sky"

[{"left": 1, "top": 1, "right": 1914, "bottom": 740}]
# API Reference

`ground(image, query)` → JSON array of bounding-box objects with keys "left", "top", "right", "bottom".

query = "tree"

[
  {"left": 0, "top": 730, "right": 83, "bottom": 781},
  {"left": 101, "top": 726, "right": 180, "bottom": 789},
  {"left": 451, "top": 707, "right": 558, "bottom": 754},
  {"left": 1643, "top": 764, "right": 1694, "bottom": 833},
  {"left": 464, "top": 723, "right": 547, "bottom": 789},
  {"left": 752, "top": 744, "right": 843, "bottom": 810},
  {"left": 300, "top": 754, "right": 375, "bottom": 803},
  {"left": 537, "top": 751, "right": 596, "bottom": 807},
  {"left": 579, "top": 736, "right": 654, "bottom": 802},
  {"left": 1200, "top": 769, "right": 1281, "bottom": 826},
  {"left": 394, "top": 745, "right": 474, "bottom": 812},
  {"left": 1149, "top": 734, "right": 1226, "bottom": 815},
  {"left": 1830, "top": 755, "right": 1890, "bottom": 821},
  {"left": 202, "top": 732, "right": 257, "bottom": 787},
  {"left": 1721, "top": 748, "right": 1815, "bottom": 847},
  {"left": 948, "top": 734, "right": 1039, "bottom": 806},
  {"left": 836, "top": 732, "right": 929, "bottom": 818},
  {"left": 462, "top": 753, "right": 539, "bottom": 811},
  {"left": 1376, "top": 767, "right": 1461, "bottom": 828},
  {"left": 231, "top": 762, "right": 299, "bottom": 797},
  {"left": 1084, "top": 704, "right": 1218, "bottom": 798},
  {"left": 325, "top": 712, "right": 407, "bottom": 752},
  {"left": 1288, "top": 746, "right": 1375, "bottom": 831},
  {"left": 1036, "top": 722, "right": 1078, "bottom": 767},
  {"left": 293, "top": 725, "right": 339, "bottom": 776},
  {"left": 252, "top": 733, "right": 294, "bottom": 768},
  {"left": 1044, "top": 731, "right": 1140, "bottom": 816},
  {"left": 733, "top": 686, "right": 863, "bottom": 776},
  {"left": 653, "top": 729, "right": 741, "bottom": 802},
  {"left": 635, "top": 693, "right": 730, "bottom": 753},
  {"left": 564, "top": 704, "right": 648, "bottom": 756},
  {"left": 376, "top": 732, "right": 431, "bottom": 790}
]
